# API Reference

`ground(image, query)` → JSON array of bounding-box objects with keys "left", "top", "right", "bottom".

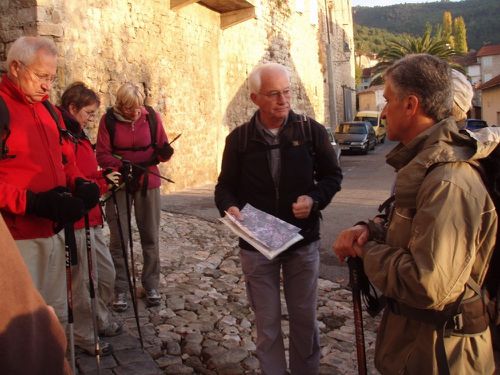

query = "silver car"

[{"left": 335, "top": 121, "right": 377, "bottom": 155}]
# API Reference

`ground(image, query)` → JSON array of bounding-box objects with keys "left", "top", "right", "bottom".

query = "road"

[{"left": 318, "top": 140, "right": 396, "bottom": 285}]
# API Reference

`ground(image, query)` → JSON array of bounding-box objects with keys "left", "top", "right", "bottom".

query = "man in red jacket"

[{"left": 0, "top": 36, "right": 99, "bottom": 324}]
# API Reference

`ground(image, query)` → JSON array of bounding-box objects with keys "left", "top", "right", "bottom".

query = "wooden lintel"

[
  {"left": 221, "top": 7, "right": 255, "bottom": 29},
  {"left": 170, "top": 0, "right": 199, "bottom": 11}
]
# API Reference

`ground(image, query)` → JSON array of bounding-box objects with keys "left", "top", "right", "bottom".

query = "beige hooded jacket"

[{"left": 363, "top": 118, "right": 499, "bottom": 375}]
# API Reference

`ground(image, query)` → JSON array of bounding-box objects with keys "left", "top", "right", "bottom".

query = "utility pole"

[{"left": 325, "top": 0, "right": 338, "bottom": 132}]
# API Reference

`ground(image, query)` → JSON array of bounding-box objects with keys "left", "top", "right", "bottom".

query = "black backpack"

[
  {"left": 0, "top": 96, "right": 69, "bottom": 160},
  {"left": 104, "top": 105, "right": 157, "bottom": 152}
]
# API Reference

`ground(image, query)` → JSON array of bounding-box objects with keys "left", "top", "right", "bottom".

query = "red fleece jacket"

[{"left": 0, "top": 74, "right": 83, "bottom": 239}]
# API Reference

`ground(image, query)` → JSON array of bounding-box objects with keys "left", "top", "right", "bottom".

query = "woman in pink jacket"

[{"left": 96, "top": 83, "right": 173, "bottom": 311}]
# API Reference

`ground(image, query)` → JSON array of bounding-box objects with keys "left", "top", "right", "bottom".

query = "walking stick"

[
  {"left": 347, "top": 257, "right": 368, "bottom": 375},
  {"left": 64, "top": 224, "right": 77, "bottom": 375},
  {"left": 84, "top": 214, "right": 101, "bottom": 373},
  {"left": 124, "top": 185, "right": 139, "bottom": 303},
  {"left": 111, "top": 188, "right": 144, "bottom": 349},
  {"left": 111, "top": 153, "right": 175, "bottom": 184}
]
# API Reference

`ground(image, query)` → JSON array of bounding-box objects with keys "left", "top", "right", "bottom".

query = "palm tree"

[{"left": 370, "top": 30, "right": 464, "bottom": 85}]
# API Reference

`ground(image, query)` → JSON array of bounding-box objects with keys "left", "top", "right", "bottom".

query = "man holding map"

[{"left": 215, "top": 62, "right": 342, "bottom": 374}]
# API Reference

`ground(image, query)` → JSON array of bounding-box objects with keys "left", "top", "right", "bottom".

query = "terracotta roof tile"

[
  {"left": 477, "top": 44, "right": 500, "bottom": 57},
  {"left": 477, "top": 74, "right": 500, "bottom": 90}
]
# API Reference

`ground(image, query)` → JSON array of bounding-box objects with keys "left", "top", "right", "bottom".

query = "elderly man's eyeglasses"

[
  {"left": 259, "top": 89, "right": 291, "bottom": 100},
  {"left": 19, "top": 61, "right": 57, "bottom": 85}
]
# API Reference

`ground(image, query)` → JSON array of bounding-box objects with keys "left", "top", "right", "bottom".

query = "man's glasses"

[
  {"left": 19, "top": 61, "right": 57, "bottom": 85},
  {"left": 259, "top": 88, "right": 291, "bottom": 100}
]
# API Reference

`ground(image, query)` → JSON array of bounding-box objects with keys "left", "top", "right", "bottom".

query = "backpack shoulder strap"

[
  {"left": 237, "top": 121, "right": 250, "bottom": 154},
  {"left": 0, "top": 96, "right": 12, "bottom": 159},
  {"left": 104, "top": 107, "right": 117, "bottom": 151},
  {"left": 144, "top": 105, "right": 157, "bottom": 149},
  {"left": 297, "top": 113, "right": 316, "bottom": 160},
  {"left": 42, "top": 100, "right": 71, "bottom": 144}
]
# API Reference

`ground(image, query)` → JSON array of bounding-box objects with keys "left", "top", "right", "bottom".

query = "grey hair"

[
  {"left": 6, "top": 36, "right": 58, "bottom": 67},
  {"left": 248, "top": 63, "right": 291, "bottom": 94},
  {"left": 384, "top": 54, "right": 452, "bottom": 121}
]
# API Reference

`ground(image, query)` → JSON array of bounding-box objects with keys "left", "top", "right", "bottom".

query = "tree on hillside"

[
  {"left": 442, "top": 11, "right": 454, "bottom": 48},
  {"left": 370, "top": 30, "right": 463, "bottom": 85},
  {"left": 453, "top": 16, "right": 468, "bottom": 53}
]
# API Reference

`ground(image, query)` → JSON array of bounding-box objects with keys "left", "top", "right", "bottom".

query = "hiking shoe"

[
  {"left": 99, "top": 320, "right": 123, "bottom": 337},
  {"left": 145, "top": 288, "right": 161, "bottom": 306},
  {"left": 77, "top": 340, "right": 113, "bottom": 357},
  {"left": 112, "top": 293, "right": 128, "bottom": 312}
]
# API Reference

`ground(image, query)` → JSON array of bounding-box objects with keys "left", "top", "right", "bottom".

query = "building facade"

[
  {"left": 478, "top": 75, "right": 500, "bottom": 126},
  {"left": 0, "top": 0, "right": 355, "bottom": 192}
]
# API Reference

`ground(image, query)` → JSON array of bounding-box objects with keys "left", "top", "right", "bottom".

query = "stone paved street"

[{"left": 76, "top": 210, "right": 380, "bottom": 375}]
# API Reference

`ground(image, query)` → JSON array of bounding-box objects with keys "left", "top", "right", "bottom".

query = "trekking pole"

[
  {"left": 100, "top": 183, "right": 125, "bottom": 205},
  {"left": 347, "top": 257, "right": 368, "bottom": 375},
  {"left": 111, "top": 188, "right": 144, "bottom": 349},
  {"left": 111, "top": 153, "right": 175, "bottom": 183},
  {"left": 64, "top": 223, "right": 77, "bottom": 375},
  {"left": 168, "top": 133, "right": 181, "bottom": 145},
  {"left": 123, "top": 184, "right": 139, "bottom": 306},
  {"left": 84, "top": 213, "right": 101, "bottom": 373}
]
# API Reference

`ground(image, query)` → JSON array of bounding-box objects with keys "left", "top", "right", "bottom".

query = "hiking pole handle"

[
  {"left": 111, "top": 153, "right": 175, "bottom": 183},
  {"left": 348, "top": 257, "right": 368, "bottom": 375}
]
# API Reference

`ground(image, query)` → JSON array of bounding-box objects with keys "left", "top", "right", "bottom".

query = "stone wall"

[{"left": 0, "top": 0, "right": 355, "bottom": 193}]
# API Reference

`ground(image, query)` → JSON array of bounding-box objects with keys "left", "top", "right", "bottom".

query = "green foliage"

[
  {"left": 354, "top": 24, "right": 411, "bottom": 55},
  {"left": 454, "top": 16, "right": 468, "bottom": 53},
  {"left": 442, "top": 11, "right": 454, "bottom": 47},
  {"left": 371, "top": 30, "right": 464, "bottom": 85},
  {"left": 353, "top": 0, "right": 500, "bottom": 50},
  {"left": 355, "top": 64, "right": 362, "bottom": 87}
]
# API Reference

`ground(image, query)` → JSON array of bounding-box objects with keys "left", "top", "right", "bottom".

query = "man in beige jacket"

[{"left": 334, "top": 54, "right": 498, "bottom": 374}]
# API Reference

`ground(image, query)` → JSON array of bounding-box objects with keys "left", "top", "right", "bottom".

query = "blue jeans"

[{"left": 239, "top": 241, "right": 320, "bottom": 375}]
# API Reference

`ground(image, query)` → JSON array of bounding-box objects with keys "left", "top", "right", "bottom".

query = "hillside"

[
  {"left": 353, "top": 0, "right": 500, "bottom": 50},
  {"left": 355, "top": 24, "right": 410, "bottom": 55}
]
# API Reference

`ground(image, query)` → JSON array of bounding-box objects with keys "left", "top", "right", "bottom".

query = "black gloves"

[
  {"left": 157, "top": 142, "right": 174, "bottom": 161},
  {"left": 74, "top": 178, "right": 100, "bottom": 210},
  {"left": 119, "top": 163, "right": 144, "bottom": 194},
  {"left": 26, "top": 186, "right": 85, "bottom": 224}
]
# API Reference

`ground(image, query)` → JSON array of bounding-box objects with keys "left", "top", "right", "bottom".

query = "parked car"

[
  {"left": 465, "top": 119, "right": 488, "bottom": 132},
  {"left": 354, "top": 110, "right": 386, "bottom": 143},
  {"left": 335, "top": 121, "right": 377, "bottom": 154},
  {"left": 325, "top": 127, "right": 341, "bottom": 163}
]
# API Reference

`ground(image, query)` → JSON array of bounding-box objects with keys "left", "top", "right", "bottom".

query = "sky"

[{"left": 352, "top": 0, "right": 458, "bottom": 7}]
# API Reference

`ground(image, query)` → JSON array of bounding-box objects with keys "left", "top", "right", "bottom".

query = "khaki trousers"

[
  {"left": 105, "top": 188, "right": 161, "bottom": 293},
  {"left": 72, "top": 226, "right": 115, "bottom": 347},
  {"left": 16, "top": 233, "right": 68, "bottom": 324}
]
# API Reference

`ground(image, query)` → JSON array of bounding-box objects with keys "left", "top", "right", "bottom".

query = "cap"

[{"left": 451, "top": 69, "right": 473, "bottom": 113}]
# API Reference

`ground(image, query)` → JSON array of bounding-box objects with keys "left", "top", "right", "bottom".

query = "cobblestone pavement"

[{"left": 76, "top": 210, "right": 380, "bottom": 375}]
